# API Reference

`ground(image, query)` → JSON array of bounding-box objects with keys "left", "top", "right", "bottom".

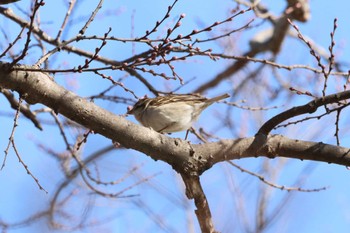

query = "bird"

[{"left": 127, "top": 93, "right": 229, "bottom": 133}]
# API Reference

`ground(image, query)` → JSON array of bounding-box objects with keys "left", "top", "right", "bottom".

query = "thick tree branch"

[
  {"left": 1, "top": 63, "right": 350, "bottom": 172},
  {"left": 0, "top": 63, "right": 194, "bottom": 174},
  {"left": 181, "top": 175, "right": 216, "bottom": 233},
  {"left": 197, "top": 134, "right": 350, "bottom": 169},
  {"left": 2, "top": 63, "right": 350, "bottom": 233}
]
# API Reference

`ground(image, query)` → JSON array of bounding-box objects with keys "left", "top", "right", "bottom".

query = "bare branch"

[
  {"left": 227, "top": 161, "right": 327, "bottom": 192},
  {"left": 0, "top": 88, "right": 42, "bottom": 130},
  {"left": 257, "top": 90, "right": 350, "bottom": 135},
  {"left": 79, "top": 0, "right": 104, "bottom": 35},
  {"left": 1, "top": 64, "right": 350, "bottom": 171}
]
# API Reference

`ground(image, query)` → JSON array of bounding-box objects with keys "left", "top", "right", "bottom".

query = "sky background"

[{"left": 1, "top": 0, "right": 350, "bottom": 232}]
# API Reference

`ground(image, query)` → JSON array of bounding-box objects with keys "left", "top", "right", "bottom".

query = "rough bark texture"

[
  {"left": 1, "top": 63, "right": 350, "bottom": 173},
  {"left": 2, "top": 64, "right": 350, "bottom": 233}
]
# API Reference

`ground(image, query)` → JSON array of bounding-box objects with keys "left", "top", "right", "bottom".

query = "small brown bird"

[{"left": 127, "top": 93, "right": 230, "bottom": 133}]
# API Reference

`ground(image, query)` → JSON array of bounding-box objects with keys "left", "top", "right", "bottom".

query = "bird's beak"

[{"left": 127, "top": 106, "right": 134, "bottom": 114}]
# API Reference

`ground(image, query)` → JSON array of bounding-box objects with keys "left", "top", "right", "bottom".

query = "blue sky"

[{"left": 1, "top": 0, "right": 350, "bottom": 232}]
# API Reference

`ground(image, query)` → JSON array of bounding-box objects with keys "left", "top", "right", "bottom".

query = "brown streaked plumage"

[{"left": 127, "top": 93, "right": 229, "bottom": 133}]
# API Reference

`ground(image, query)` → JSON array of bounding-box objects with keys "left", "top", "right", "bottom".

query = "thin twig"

[
  {"left": 79, "top": 0, "right": 104, "bottom": 35},
  {"left": 227, "top": 161, "right": 327, "bottom": 192},
  {"left": 56, "top": 0, "right": 76, "bottom": 41},
  {"left": 0, "top": 88, "right": 42, "bottom": 130},
  {"left": 11, "top": 0, "right": 45, "bottom": 66}
]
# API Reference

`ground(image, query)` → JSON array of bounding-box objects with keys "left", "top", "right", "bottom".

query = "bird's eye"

[{"left": 134, "top": 100, "right": 145, "bottom": 109}]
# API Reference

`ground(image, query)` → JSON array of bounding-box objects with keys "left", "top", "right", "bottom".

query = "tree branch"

[
  {"left": 2, "top": 63, "right": 350, "bottom": 232},
  {"left": 197, "top": 134, "right": 350, "bottom": 169},
  {"left": 0, "top": 63, "right": 194, "bottom": 174},
  {"left": 1, "top": 63, "right": 350, "bottom": 172},
  {"left": 194, "top": 0, "right": 310, "bottom": 93},
  {"left": 181, "top": 175, "right": 216, "bottom": 233},
  {"left": 0, "top": 88, "right": 42, "bottom": 130},
  {"left": 257, "top": 91, "right": 350, "bottom": 135}
]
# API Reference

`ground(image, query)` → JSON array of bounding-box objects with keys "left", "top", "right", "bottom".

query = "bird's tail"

[{"left": 207, "top": 93, "right": 230, "bottom": 103}]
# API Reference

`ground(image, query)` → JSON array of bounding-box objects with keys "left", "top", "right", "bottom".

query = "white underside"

[{"left": 136, "top": 102, "right": 200, "bottom": 133}]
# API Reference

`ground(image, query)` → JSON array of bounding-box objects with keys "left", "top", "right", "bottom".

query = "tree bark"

[{"left": 1, "top": 63, "right": 350, "bottom": 174}]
